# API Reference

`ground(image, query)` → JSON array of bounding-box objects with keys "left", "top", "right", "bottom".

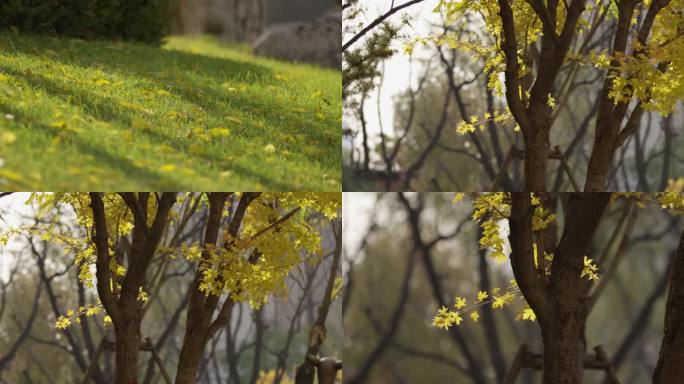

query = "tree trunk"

[
  {"left": 509, "top": 193, "right": 610, "bottom": 384},
  {"left": 653, "top": 229, "right": 684, "bottom": 383},
  {"left": 175, "top": 315, "right": 211, "bottom": 384},
  {"left": 583, "top": 133, "right": 615, "bottom": 192},
  {"left": 541, "top": 310, "right": 586, "bottom": 384},
  {"left": 114, "top": 317, "right": 142, "bottom": 384},
  {"left": 224, "top": 0, "right": 266, "bottom": 42},
  {"left": 522, "top": 126, "right": 549, "bottom": 191}
]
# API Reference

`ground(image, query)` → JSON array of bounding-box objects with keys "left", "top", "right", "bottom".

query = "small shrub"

[{"left": 0, "top": 0, "right": 172, "bottom": 44}]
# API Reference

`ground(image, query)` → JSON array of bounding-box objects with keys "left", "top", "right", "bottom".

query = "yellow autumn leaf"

[
  {"left": 208, "top": 128, "right": 231, "bottom": 138},
  {"left": 159, "top": 164, "right": 176, "bottom": 172},
  {"left": 521, "top": 308, "right": 536, "bottom": 321},
  {"left": 1, "top": 132, "right": 16, "bottom": 144},
  {"left": 50, "top": 121, "right": 67, "bottom": 129}
]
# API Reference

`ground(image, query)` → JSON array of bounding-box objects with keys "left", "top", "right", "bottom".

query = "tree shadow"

[
  {"left": 0, "top": 62, "right": 293, "bottom": 190},
  {"left": 0, "top": 34, "right": 335, "bottom": 189},
  {"left": 3, "top": 34, "right": 338, "bottom": 169},
  {"left": 0, "top": 99, "right": 184, "bottom": 190}
]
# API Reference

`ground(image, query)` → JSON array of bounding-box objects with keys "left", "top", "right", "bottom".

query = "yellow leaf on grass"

[
  {"left": 208, "top": 128, "right": 230, "bottom": 138},
  {"left": 1, "top": 132, "right": 16, "bottom": 144},
  {"left": 50, "top": 121, "right": 67, "bottom": 129},
  {"left": 263, "top": 144, "right": 276, "bottom": 155},
  {"left": 94, "top": 78, "right": 111, "bottom": 86},
  {"left": 159, "top": 164, "right": 176, "bottom": 172}
]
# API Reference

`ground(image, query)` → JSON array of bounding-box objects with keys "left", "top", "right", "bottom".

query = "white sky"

[
  {"left": 0, "top": 192, "right": 33, "bottom": 281},
  {"left": 343, "top": 0, "right": 441, "bottom": 160},
  {"left": 342, "top": 192, "right": 377, "bottom": 264}
]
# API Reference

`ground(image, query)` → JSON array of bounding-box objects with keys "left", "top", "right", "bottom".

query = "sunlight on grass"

[{"left": 0, "top": 34, "right": 341, "bottom": 190}]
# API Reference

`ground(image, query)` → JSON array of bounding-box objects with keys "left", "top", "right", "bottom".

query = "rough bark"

[
  {"left": 541, "top": 317, "right": 586, "bottom": 384},
  {"left": 90, "top": 193, "right": 177, "bottom": 384},
  {"left": 113, "top": 316, "right": 142, "bottom": 384},
  {"left": 509, "top": 193, "right": 611, "bottom": 384},
  {"left": 523, "top": 127, "right": 551, "bottom": 191},
  {"left": 653, "top": 228, "right": 684, "bottom": 383}
]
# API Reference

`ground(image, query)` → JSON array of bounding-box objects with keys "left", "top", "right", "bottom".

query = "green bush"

[{"left": 0, "top": 0, "right": 171, "bottom": 44}]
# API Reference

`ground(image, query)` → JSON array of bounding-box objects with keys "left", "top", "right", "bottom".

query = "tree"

[
  {"left": 653, "top": 226, "right": 684, "bottom": 382},
  {"left": 294, "top": 220, "right": 342, "bottom": 384},
  {"left": 432, "top": 192, "right": 684, "bottom": 383},
  {"left": 343, "top": 0, "right": 684, "bottom": 191},
  {"left": 18, "top": 192, "right": 340, "bottom": 384},
  {"left": 433, "top": 0, "right": 683, "bottom": 191}
]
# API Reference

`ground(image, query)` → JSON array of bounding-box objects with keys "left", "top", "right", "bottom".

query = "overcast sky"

[
  {"left": 343, "top": 0, "right": 441, "bottom": 162},
  {"left": 0, "top": 193, "right": 32, "bottom": 281}
]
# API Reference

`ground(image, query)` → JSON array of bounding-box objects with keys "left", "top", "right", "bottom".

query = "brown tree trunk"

[
  {"left": 583, "top": 133, "right": 615, "bottom": 192},
  {"left": 522, "top": 126, "right": 549, "bottom": 192},
  {"left": 541, "top": 309, "right": 586, "bottom": 384},
  {"left": 653, "top": 229, "right": 684, "bottom": 383},
  {"left": 175, "top": 193, "right": 258, "bottom": 384},
  {"left": 509, "top": 193, "right": 610, "bottom": 384},
  {"left": 114, "top": 315, "right": 142, "bottom": 384},
  {"left": 175, "top": 330, "right": 209, "bottom": 384}
]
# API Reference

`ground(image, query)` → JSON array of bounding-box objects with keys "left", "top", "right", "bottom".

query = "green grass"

[{"left": 0, "top": 33, "right": 341, "bottom": 190}]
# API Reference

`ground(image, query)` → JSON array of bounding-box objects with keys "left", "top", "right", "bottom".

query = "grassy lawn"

[{"left": 0, "top": 33, "right": 340, "bottom": 191}]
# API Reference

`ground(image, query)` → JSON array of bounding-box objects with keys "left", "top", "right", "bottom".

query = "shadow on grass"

[
  {"left": 0, "top": 99, "right": 184, "bottom": 190},
  {"left": 1, "top": 33, "right": 337, "bottom": 170},
  {"left": 0, "top": 64, "right": 294, "bottom": 190}
]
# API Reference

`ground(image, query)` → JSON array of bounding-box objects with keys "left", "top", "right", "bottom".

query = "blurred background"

[
  {"left": 342, "top": 193, "right": 682, "bottom": 383},
  {"left": 173, "top": 0, "right": 338, "bottom": 39},
  {"left": 0, "top": 0, "right": 340, "bottom": 66}
]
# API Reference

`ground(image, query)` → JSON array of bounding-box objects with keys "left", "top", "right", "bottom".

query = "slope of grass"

[{"left": 0, "top": 33, "right": 341, "bottom": 191}]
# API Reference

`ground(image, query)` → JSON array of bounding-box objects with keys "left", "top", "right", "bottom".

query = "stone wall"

[{"left": 253, "top": 8, "right": 341, "bottom": 68}]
